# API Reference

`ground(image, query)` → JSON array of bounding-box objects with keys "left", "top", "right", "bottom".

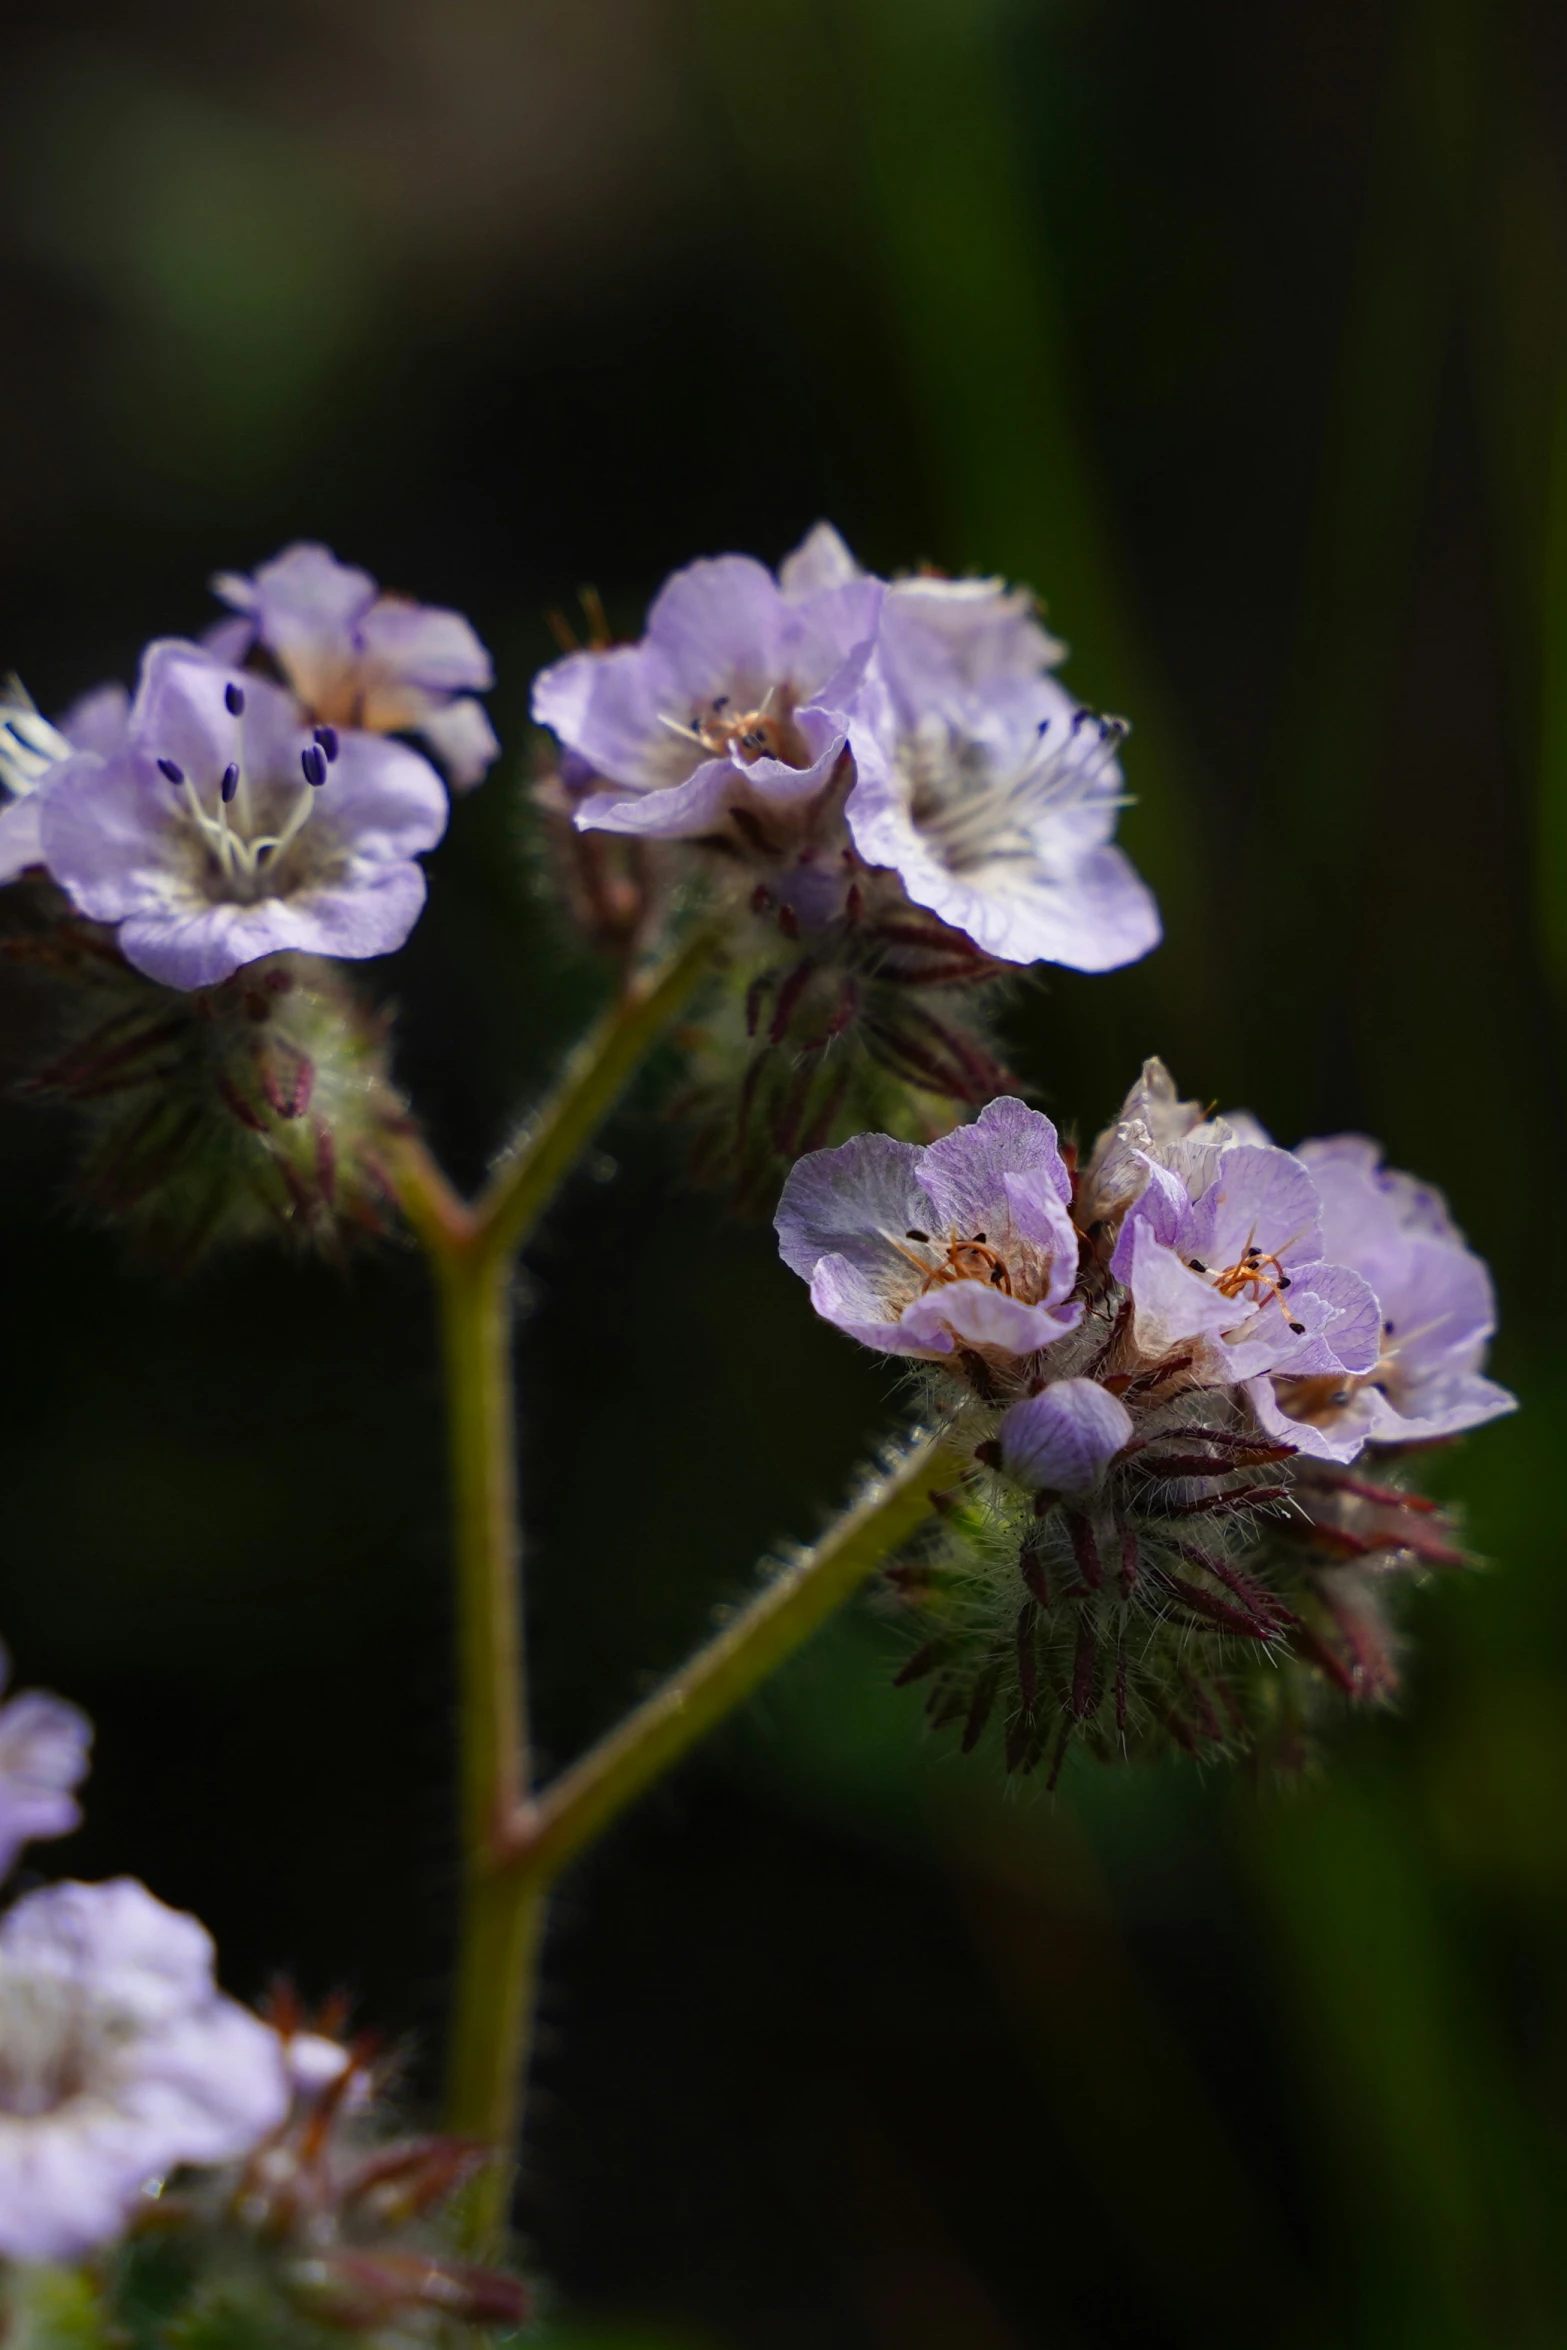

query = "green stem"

[
  {"left": 386, "top": 919, "right": 958, "bottom": 2246},
  {"left": 471, "top": 915, "right": 725, "bottom": 1263},
  {"left": 436, "top": 1244, "right": 534, "bottom": 2172},
  {"left": 380, "top": 922, "right": 723, "bottom": 2232},
  {"left": 495, "top": 1433, "right": 965, "bottom": 1890}
]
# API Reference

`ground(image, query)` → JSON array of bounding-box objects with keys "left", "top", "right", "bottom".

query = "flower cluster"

[
  {"left": 533, "top": 524, "right": 1159, "bottom": 1196},
  {"left": 0, "top": 1653, "right": 527, "bottom": 2334},
  {"left": 776, "top": 1062, "right": 1513, "bottom": 1775},
  {"left": 0, "top": 548, "right": 495, "bottom": 1256}
]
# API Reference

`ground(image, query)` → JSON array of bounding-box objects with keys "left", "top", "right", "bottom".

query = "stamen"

[{"left": 224, "top": 681, "right": 246, "bottom": 717}]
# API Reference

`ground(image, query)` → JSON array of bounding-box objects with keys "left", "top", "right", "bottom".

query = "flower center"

[
  {"left": 1186, "top": 1243, "right": 1307, "bottom": 1336},
  {"left": 157, "top": 690, "right": 339, "bottom": 904},
  {"left": 906, "top": 708, "right": 1129, "bottom": 876},
  {"left": 892, "top": 1226, "right": 1015, "bottom": 1295},
  {"left": 660, "top": 685, "right": 809, "bottom": 770}
]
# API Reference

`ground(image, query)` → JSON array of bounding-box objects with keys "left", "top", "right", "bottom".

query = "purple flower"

[
  {"left": 780, "top": 523, "right": 1160, "bottom": 971},
  {"left": 37, "top": 640, "right": 448, "bottom": 989},
  {"left": 533, "top": 544, "right": 883, "bottom": 841},
  {"left": 0, "top": 1648, "right": 90, "bottom": 1882},
  {"left": 779, "top": 521, "right": 1066, "bottom": 689},
  {"left": 211, "top": 543, "right": 498, "bottom": 789},
  {"left": 775, "top": 1096, "right": 1082, "bottom": 1358},
  {"left": 997, "top": 1378, "right": 1133, "bottom": 1496},
  {"left": 0, "top": 678, "right": 131, "bottom": 883},
  {"left": 0, "top": 1876, "right": 289, "bottom": 2262},
  {"left": 846, "top": 680, "right": 1161, "bottom": 970},
  {"left": 1111, "top": 1139, "right": 1382, "bottom": 1386},
  {"left": 1247, "top": 1136, "right": 1516, "bottom": 1459}
]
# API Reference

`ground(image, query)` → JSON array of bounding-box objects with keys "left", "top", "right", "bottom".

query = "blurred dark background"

[{"left": 0, "top": 0, "right": 1564, "bottom": 2342}]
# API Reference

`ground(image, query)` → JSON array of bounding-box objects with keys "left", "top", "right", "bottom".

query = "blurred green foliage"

[{"left": 1, "top": 0, "right": 1564, "bottom": 2343}]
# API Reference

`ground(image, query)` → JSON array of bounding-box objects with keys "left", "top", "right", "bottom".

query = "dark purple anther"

[
  {"left": 301, "top": 744, "right": 328, "bottom": 788},
  {"left": 312, "top": 724, "right": 339, "bottom": 763},
  {"left": 157, "top": 758, "right": 184, "bottom": 786},
  {"left": 224, "top": 681, "right": 245, "bottom": 717},
  {"left": 221, "top": 763, "right": 239, "bottom": 804}
]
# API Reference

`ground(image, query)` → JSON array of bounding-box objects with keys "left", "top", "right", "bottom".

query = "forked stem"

[{"left": 388, "top": 921, "right": 960, "bottom": 2250}]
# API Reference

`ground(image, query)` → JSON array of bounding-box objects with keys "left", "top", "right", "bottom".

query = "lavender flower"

[
  {"left": 1110, "top": 1139, "right": 1382, "bottom": 1386},
  {"left": 37, "top": 640, "right": 448, "bottom": 989},
  {"left": 211, "top": 543, "right": 498, "bottom": 789},
  {"left": 0, "top": 1648, "right": 90, "bottom": 1881},
  {"left": 533, "top": 544, "right": 882, "bottom": 843},
  {"left": 781, "top": 522, "right": 1160, "bottom": 971},
  {"left": 775, "top": 1096, "right": 1082, "bottom": 1358},
  {"left": 0, "top": 1877, "right": 288, "bottom": 2261},
  {"left": 1246, "top": 1135, "right": 1516, "bottom": 1460},
  {"left": 0, "top": 678, "right": 130, "bottom": 883}
]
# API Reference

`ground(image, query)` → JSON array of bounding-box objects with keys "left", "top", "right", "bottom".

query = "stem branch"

[{"left": 496, "top": 1433, "right": 965, "bottom": 1889}]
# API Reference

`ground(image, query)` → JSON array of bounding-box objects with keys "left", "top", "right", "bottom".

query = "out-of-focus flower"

[
  {"left": 1248, "top": 1134, "right": 1517, "bottom": 1459},
  {"left": 0, "top": 1877, "right": 288, "bottom": 2262},
  {"left": 212, "top": 543, "right": 498, "bottom": 789},
  {"left": 533, "top": 546, "right": 882, "bottom": 845},
  {"left": 0, "top": 678, "right": 130, "bottom": 882},
  {"left": 38, "top": 641, "right": 448, "bottom": 989},
  {"left": 775, "top": 1095, "right": 1082, "bottom": 1359},
  {"left": 0, "top": 1647, "right": 90, "bottom": 1882}
]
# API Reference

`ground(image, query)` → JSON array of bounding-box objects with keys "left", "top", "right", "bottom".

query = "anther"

[
  {"left": 157, "top": 758, "right": 184, "bottom": 786},
  {"left": 1384, "top": 1319, "right": 1396, "bottom": 1335},
  {"left": 1288, "top": 1319, "right": 1306, "bottom": 1334},
  {"left": 1188, "top": 1257, "right": 1207, "bottom": 1272},
  {"left": 906, "top": 1228, "right": 930, "bottom": 1243},
  {"left": 224, "top": 681, "right": 245, "bottom": 717},
  {"left": 1036, "top": 716, "right": 1051, "bottom": 737},
  {"left": 1278, "top": 1274, "right": 1292, "bottom": 1290},
  {"left": 313, "top": 724, "right": 339, "bottom": 763},
  {"left": 221, "top": 763, "right": 239, "bottom": 803},
  {"left": 301, "top": 744, "right": 328, "bottom": 788}
]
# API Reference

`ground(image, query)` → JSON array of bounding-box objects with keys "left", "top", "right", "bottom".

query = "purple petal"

[
  {"left": 778, "top": 521, "right": 863, "bottom": 596},
  {"left": 59, "top": 683, "right": 132, "bottom": 757},
  {"left": 213, "top": 543, "right": 377, "bottom": 639},
  {"left": 358, "top": 599, "right": 494, "bottom": 696},
  {"left": 116, "top": 864, "right": 428, "bottom": 989},
  {"left": 919, "top": 1096, "right": 1072, "bottom": 1228},
  {"left": 1191, "top": 1143, "right": 1323, "bottom": 1271},
  {"left": 0, "top": 792, "right": 45, "bottom": 881},
  {"left": 414, "top": 695, "right": 499, "bottom": 789},
  {"left": 899, "top": 1280, "right": 1083, "bottom": 1356},
  {"left": 775, "top": 1131, "right": 932, "bottom": 1286}
]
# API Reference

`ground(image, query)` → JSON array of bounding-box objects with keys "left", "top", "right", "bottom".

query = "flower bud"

[{"left": 10, "top": 898, "right": 404, "bottom": 1261}]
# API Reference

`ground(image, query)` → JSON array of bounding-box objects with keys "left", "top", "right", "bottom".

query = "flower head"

[
  {"left": 0, "top": 1877, "right": 288, "bottom": 2262},
  {"left": 38, "top": 641, "right": 448, "bottom": 989},
  {"left": 533, "top": 545, "right": 882, "bottom": 846},
  {"left": 211, "top": 543, "right": 498, "bottom": 789},
  {"left": 1247, "top": 1135, "right": 1516, "bottom": 1460},
  {"left": 782, "top": 521, "right": 1160, "bottom": 971},
  {"left": 775, "top": 1096, "right": 1082, "bottom": 1359},
  {"left": 1110, "top": 1139, "right": 1382, "bottom": 1386},
  {"left": 0, "top": 1649, "right": 90, "bottom": 1881}
]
